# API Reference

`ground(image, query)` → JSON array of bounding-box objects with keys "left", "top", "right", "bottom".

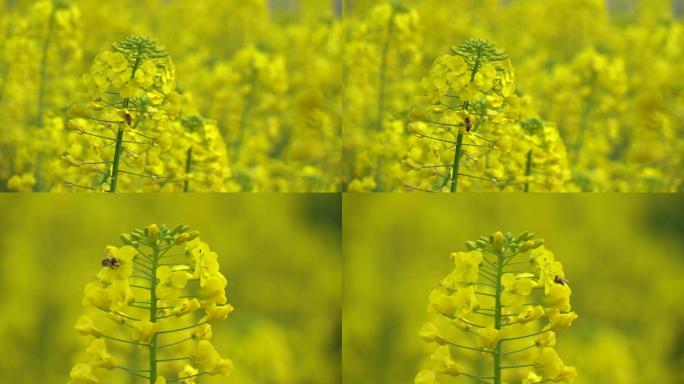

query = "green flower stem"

[
  {"left": 183, "top": 147, "right": 192, "bottom": 192},
  {"left": 450, "top": 315, "right": 485, "bottom": 328},
  {"left": 134, "top": 266, "right": 152, "bottom": 276},
  {"left": 232, "top": 68, "right": 257, "bottom": 162},
  {"left": 479, "top": 267, "right": 498, "bottom": 279},
  {"left": 374, "top": 158, "right": 385, "bottom": 192},
  {"left": 449, "top": 47, "right": 485, "bottom": 192},
  {"left": 110, "top": 50, "right": 143, "bottom": 193},
  {"left": 37, "top": 3, "right": 57, "bottom": 128},
  {"left": 505, "top": 261, "right": 530, "bottom": 266},
  {"left": 444, "top": 340, "right": 490, "bottom": 353},
  {"left": 109, "top": 126, "right": 126, "bottom": 192},
  {"left": 136, "top": 263, "right": 153, "bottom": 272},
  {"left": 501, "top": 364, "right": 534, "bottom": 369},
  {"left": 33, "top": 4, "right": 57, "bottom": 192},
  {"left": 479, "top": 274, "right": 497, "bottom": 286},
  {"left": 449, "top": 133, "right": 465, "bottom": 192},
  {"left": 157, "top": 337, "right": 192, "bottom": 350},
  {"left": 500, "top": 328, "right": 551, "bottom": 342},
  {"left": 113, "top": 311, "right": 142, "bottom": 321},
  {"left": 502, "top": 344, "right": 536, "bottom": 356},
  {"left": 149, "top": 243, "right": 160, "bottom": 384},
  {"left": 493, "top": 249, "right": 504, "bottom": 384},
  {"left": 482, "top": 257, "right": 498, "bottom": 270},
  {"left": 166, "top": 372, "right": 208, "bottom": 383},
  {"left": 118, "top": 366, "right": 150, "bottom": 372},
  {"left": 524, "top": 149, "right": 532, "bottom": 192},
  {"left": 156, "top": 313, "right": 181, "bottom": 320},
  {"left": 572, "top": 74, "right": 596, "bottom": 165},
  {"left": 503, "top": 253, "right": 523, "bottom": 266},
  {"left": 461, "top": 373, "right": 492, "bottom": 384},
  {"left": 159, "top": 252, "right": 185, "bottom": 259},
  {"left": 117, "top": 366, "right": 150, "bottom": 380},
  {"left": 376, "top": 8, "right": 395, "bottom": 132},
  {"left": 475, "top": 282, "right": 497, "bottom": 289},
  {"left": 461, "top": 373, "right": 494, "bottom": 380},
  {"left": 156, "top": 321, "right": 209, "bottom": 335},
  {"left": 130, "top": 304, "right": 152, "bottom": 310},
  {"left": 373, "top": 9, "right": 396, "bottom": 192},
  {"left": 136, "top": 259, "right": 154, "bottom": 269},
  {"left": 100, "top": 333, "right": 148, "bottom": 346},
  {"left": 156, "top": 356, "right": 190, "bottom": 362}
]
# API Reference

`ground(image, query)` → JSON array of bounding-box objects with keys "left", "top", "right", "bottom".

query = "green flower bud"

[{"left": 491, "top": 231, "right": 504, "bottom": 251}]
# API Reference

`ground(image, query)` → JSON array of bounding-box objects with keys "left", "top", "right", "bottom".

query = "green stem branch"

[
  {"left": 149, "top": 243, "right": 159, "bottom": 383},
  {"left": 493, "top": 249, "right": 504, "bottom": 384},
  {"left": 37, "top": 5, "right": 56, "bottom": 128},
  {"left": 183, "top": 147, "right": 192, "bottom": 192},
  {"left": 376, "top": 8, "right": 395, "bottom": 132},
  {"left": 109, "top": 50, "right": 142, "bottom": 192},
  {"left": 232, "top": 68, "right": 257, "bottom": 162},
  {"left": 524, "top": 149, "right": 532, "bottom": 192}
]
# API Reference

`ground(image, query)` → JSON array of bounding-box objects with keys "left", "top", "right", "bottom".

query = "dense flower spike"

[
  {"left": 69, "top": 224, "right": 233, "bottom": 384},
  {"left": 400, "top": 39, "right": 524, "bottom": 192},
  {"left": 416, "top": 231, "right": 577, "bottom": 384},
  {"left": 54, "top": 36, "right": 185, "bottom": 192}
]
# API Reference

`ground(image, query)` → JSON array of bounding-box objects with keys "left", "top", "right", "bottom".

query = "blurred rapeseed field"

[
  {"left": 0, "top": 0, "right": 342, "bottom": 192},
  {"left": 2, "top": 0, "right": 683, "bottom": 192}
]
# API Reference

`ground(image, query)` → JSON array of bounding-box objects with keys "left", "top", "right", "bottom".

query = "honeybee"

[
  {"left": 101, "top": 257, "right": 120, "bottom": 268},
  {"left": 553, "top": 275, "right": 569, "bottom": 285},
  {"left": 465, "top": 116, "right": 472, "bottom": 132},
  {"left": 124, "top": 113, "right": 133, "bottom": 126}
]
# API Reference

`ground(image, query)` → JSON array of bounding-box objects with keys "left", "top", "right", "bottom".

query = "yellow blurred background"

[
  {"left": 0, "top": 194, "right": 341, "bottom": 383},
  {"left": 342, "top": 194, "right": 684, "bottom": 383}
]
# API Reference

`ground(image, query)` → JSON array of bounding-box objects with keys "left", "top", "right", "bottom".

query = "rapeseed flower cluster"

[
  {"left": 416, "top": 231, "right": 577, "bottom": 384},
  {"left": 69, "top": 224, "right": 233, "bottom": 384},
  {"left": 51, "top": 36, "right": 236, "bottom": 192}
]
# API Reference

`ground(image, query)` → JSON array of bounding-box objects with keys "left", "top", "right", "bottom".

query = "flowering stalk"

[
  {"left": 109, "top": 36, "right": 166, "bottom": 192},
  {"left": 405, "top": 39, "right": 518, "bottom": 192},
  {"left": 62, "top": 35, "right": 180, "bottom": 192},
  {"left": 69, "top": 224, "right": 234, "bottom": 384},
  {"left": 415, "top": 231, "right": 578, "bottom": 384}
]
